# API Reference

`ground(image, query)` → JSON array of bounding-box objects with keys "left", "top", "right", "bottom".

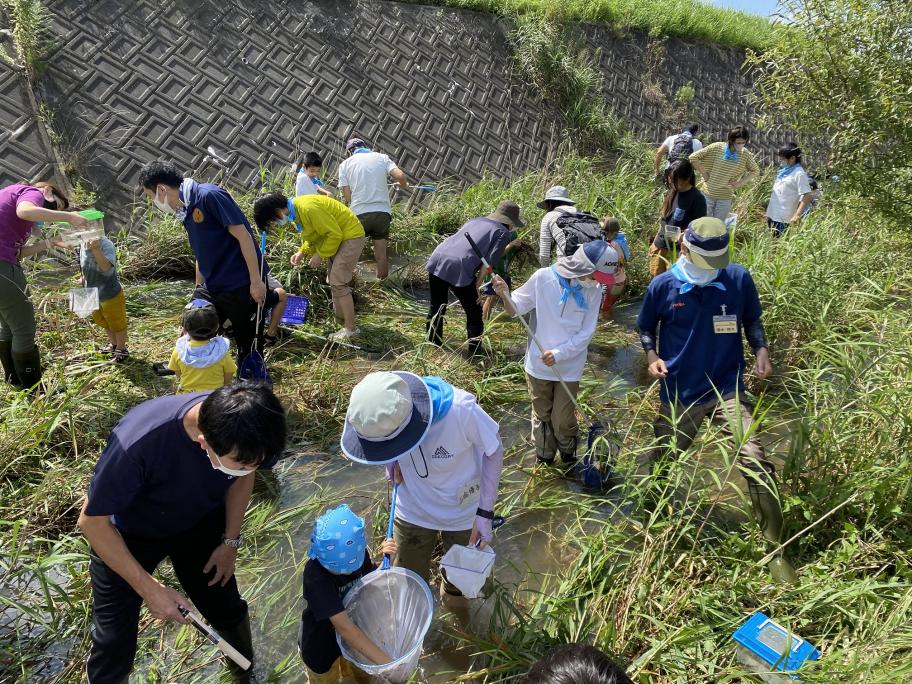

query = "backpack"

[
  {"left": 667, "top": 132, "right": 695, "bottom": 164},
  {"left": 554, "top": 211, "right": 603, "bottom": 256}
]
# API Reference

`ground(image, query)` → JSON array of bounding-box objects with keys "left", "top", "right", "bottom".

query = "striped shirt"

[{"left": 689, "top": 142, "right": 759, "bottom": 201}]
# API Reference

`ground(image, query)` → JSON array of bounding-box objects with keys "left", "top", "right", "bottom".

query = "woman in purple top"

[{"left": 0, "top": 181, "right": 87, "bottom": 389}]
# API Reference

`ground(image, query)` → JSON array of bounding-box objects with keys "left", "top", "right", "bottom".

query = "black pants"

[
  {"left": 193, "top": 283, "right": 279, "bottom": 364},
  {"left": 86, "top": 508, "right": 248, "bottom": 684},
  {"left": 426, "top": 273, "right": 483, "bottom": 355}
]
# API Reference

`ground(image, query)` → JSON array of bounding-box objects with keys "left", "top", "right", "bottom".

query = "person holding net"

[{"left": 299, "top": 504, "right": 398, "bottom": 683}]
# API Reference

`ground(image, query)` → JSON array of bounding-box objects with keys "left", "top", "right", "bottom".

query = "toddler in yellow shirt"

[{"left": 168, "top": 299, "right": 236, "bottom": 392}]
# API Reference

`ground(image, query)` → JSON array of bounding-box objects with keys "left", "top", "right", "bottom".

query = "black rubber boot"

[
  {"left": 0, "top": 340, "right": 20, "bottom": 386},
  {"left": 12, "top": 346, "right": 41, "bottom": 390},
  {"left": 218, "top": 614, "right": 254, "bottom": 682},
  {"left": 747, "top": 478, "right": 798, "bottom": 585}
]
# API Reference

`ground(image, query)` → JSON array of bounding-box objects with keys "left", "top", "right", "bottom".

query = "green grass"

[
  {"left": 397, "top": 0, "right": 778, "bottom": 51},
  {"left": 2, "top": 152, "right": 911, "bottom": 682}
]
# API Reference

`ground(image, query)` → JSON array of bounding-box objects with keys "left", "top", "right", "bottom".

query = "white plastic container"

[
  {"left": 68, "top": 288, "right": 99, "bottom": 318},
  {"left": 59, "top": 209, "right": 104, "bottom": 246},
  {"left": 439, "top": 544, "right": 495, "bottom": 599}
]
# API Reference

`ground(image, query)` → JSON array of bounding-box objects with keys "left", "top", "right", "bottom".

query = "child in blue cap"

[{"left": 299, "top": 504, "right": 397, "bottom": 683}]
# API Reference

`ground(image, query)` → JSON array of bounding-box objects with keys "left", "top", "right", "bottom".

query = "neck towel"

[
  {"left": 671, "top": 256, "right": 726, "bottom": 294},
  {"left": 423, "top": 376, "right": 454, "bottom": 424}
]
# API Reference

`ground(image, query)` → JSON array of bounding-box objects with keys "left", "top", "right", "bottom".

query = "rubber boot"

[
  {"left": 217, "top": 614, "right": 254, "bottom": 682},
  {"left": 558, "top": 435, "right": 579, "bottom": 474},
  {"left": 747, "top": 479, "right": 798, "bottom": 585},
  {"left": 12, "top": 346, "right": 41, "bottom": 391},
  {"left": 0, "top": 340, "right": 20, "bottom": 386}
]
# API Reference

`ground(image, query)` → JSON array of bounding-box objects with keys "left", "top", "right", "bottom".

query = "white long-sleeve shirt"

[
  {"left": 538, "top": 204, "right": 577, "bottom": 267},
  {"left": 510, "top": 266, "right": 600, "bottom": 382}
]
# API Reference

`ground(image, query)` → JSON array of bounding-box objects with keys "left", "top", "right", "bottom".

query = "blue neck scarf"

[
  {"left": 671, "top": 261, "right": 726, "bottom": 295},
  {"left": 722, "top": 144, "right": 739, "bottom": 162},
  {"left": 423, "top": 376, "right": 454, "bottom": 424},
  {"left": 777, "top": 163, "right": 800, "bottom": 180},
  {"left": 353, "top": 147, "right": 372, "bottom": 154},
  {"left": 286, "top": 198, "right": 300, "bottom": 232},
  {"left": 551, "top": 267, "right": 587, "bottom": 309}
]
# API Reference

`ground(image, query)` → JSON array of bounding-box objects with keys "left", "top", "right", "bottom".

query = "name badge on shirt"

[
  {"left": 457, "top": 480, "right": 480, "bottom": 506},
  {"left": 713, "top": 315, "right": 738, "bottom": 334}
]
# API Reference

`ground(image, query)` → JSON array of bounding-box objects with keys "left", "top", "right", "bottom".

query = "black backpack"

[
  {"left": 554, "top": 211, "right": 603, "bottom": 256},
  {"left": 667, "top": 133, "right": 695, "bottom": 164}
]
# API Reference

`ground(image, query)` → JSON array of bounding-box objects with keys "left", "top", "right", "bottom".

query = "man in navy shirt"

[
  {"left": 78, "top": 383, "right": 287, "bottom": 682},
  {"left": 637, "top": 217, "right": 797, "bottom": 584},
  {"left": 139, "top": 160, "right": 280, "bottom": 364}
]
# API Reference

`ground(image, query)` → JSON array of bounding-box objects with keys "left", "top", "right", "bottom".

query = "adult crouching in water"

[
  {"left": 253, "top": 193, "right": 365, "bottom": 341},
  {"left": 636, "top": 217, "right": 798, "bottom": 584},
  {"left": 0, "top": 182, "right": 87, "bottom": 389},
  {"left": 426, "top": 200, "right": 524, "bottom": 356},
  {"left": 78, "top": 383, "right": 287, "bottom": 682}
]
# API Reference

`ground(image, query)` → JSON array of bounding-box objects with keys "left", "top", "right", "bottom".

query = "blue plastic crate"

[
  {"left": 266, "top": 294, "right": 309, "bottom": 325},
  {"left": 732, "top": 612, "right": 820, "bottom": 679}
]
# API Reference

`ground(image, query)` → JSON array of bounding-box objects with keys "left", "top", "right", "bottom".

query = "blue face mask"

[{"left": 275, "top": 215, "right": 289, "bottom": 225}]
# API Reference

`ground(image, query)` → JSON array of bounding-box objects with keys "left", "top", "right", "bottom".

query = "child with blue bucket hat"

[{"left": 299, "top": 504, "right": 397, "bottom": 683}]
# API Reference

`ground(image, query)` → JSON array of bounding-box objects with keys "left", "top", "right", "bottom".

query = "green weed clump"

[
  {"left": 398, "top": 0, "right": 778, "bottom": 51},
  {"left": 2, "top": 153, "right": 911, "bottom": 682}
]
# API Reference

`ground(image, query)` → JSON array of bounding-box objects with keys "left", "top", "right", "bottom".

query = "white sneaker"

[{"left": 328, "top": 327, "right": 359, "bottom": 341}]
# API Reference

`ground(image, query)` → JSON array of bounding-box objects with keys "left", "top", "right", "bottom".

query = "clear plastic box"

[
  {"left": 58, "top": 209, "right": 104, "bottom": 246},
  {"left": 732, "top": 612, "right": 820, "bottom": 682}
]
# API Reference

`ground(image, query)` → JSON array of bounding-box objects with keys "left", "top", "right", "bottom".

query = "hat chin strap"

[{"left": 357, "top": 408, "right": 413, "bottom": 442}]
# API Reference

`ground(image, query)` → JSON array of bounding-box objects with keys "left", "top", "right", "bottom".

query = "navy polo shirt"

[
  {"left": 181, "top": 182, "right": 268, "bottom": 293},
  {"left": 84, "top": 392, "right": 275, "bottom": 539},
  {"left": 637, "top": 264, "right": 763, "bottom": 406}
]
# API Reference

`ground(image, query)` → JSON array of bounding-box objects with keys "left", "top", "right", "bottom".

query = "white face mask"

[
  {"left": 578, "top": 277, "right": 601, "bottom": 289},
  {"left": 206, "top": 448, "right": 254, "bottom": 478},
  {"left": 678, "top": 255, "right": 719, "bottom": 285},
  {"left": 153, "top": 186, "right": 175, "bottom": 215}
]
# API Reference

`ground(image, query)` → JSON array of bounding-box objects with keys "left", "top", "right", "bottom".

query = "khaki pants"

[
  {"left": 526, "top": 373, "right": 580, "bottom": 462},
  {"left": 327, "top": 236, "right": 365, "bottom": 320},
  {"left": 648, "top": 243, "right": 670, "bottom": 278},
  {"left": 652, "top": 393, "right": 775, "bottom": 481},
  {"left": 305, "top": 657, "right": 371, "bottom": 683},
  {"left": 393, "top": 518, "right": 472, "bottom": 595}
]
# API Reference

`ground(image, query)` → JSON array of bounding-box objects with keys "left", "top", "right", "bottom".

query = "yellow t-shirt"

[
  {"left": 292, "top": 194, "right": 365, "bottom": 258},
  {"left": 168, "top": 338, "right": 237, "bottom": 393},
  {"left": 689, "top": 141, "right": 759, "bottom": 200}
]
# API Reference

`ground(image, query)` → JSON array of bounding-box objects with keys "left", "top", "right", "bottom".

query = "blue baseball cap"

[{"left": 308, "top": 504, "right": 367, "bottom": 572}]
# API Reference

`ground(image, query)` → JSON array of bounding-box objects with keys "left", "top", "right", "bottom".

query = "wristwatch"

[
  {"left": 475, "top": 508, "right": 495, "bottom": 520},
  {"left": 222, "top": 534, "right": 244, "bottom": 549}
]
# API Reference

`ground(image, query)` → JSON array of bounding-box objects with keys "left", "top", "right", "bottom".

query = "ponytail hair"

[
  {"left": 778, "top": 141, "right": 802, "bottom": 165},
  {"left": 33, "top": 181, "right": 69, "bottom": 210}
]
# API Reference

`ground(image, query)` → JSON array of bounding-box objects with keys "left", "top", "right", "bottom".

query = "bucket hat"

[
  {"left": 341, "top": 371, "right": 433, "bottom": 464},
  {"left": 682, "top": 217, "right": 730, "bottom": 270},
  {"left": 487, "top": 200, "right": 525, "bottom": 228},
  {"left": 536, "top": 185, "right": 575, "bottom": 210}
]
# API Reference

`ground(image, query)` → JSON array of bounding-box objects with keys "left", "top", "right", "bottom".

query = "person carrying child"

[
  {"left": 341, "top": 372, "right": 503, "bottom": 608},
  {"left": 492, "top": 241, "right": 618, "bottom": 466},
  {"left": 293, "top": 152, "right": 334, "bottom": 198},
  {"left": 299, "top": 504, "right": 398, "bottom": 683},
  {"left": 168, "top": 299, "right": 236, "bottom": 392},
  {"left": 599, "top": 218, "right": 629, "bottom": 318},
  {"left": 79, "top": 237, "right": 129, "bottom": 362}
]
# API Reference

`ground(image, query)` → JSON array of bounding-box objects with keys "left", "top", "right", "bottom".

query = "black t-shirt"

[
  {"left": 656, "top": 187, "right": 708, "bottom": 248},
  {"left": 299, "top": 551, "right": 374, "bottom": 673}
]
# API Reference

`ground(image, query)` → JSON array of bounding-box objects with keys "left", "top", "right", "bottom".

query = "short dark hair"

[
  {"left": 522, "top": 644, "right": 633, "bottom": 684},
  {"left": 602, "top": 216, "right": 621, "bottom": 236},
  {"left": 727, "top": 125, "right": 750, "bottom": 145},
  {"left": 303, "top": 151, "right": 323, "bottom": 168},
  {"left": 778, "top": 141, "right": 802, "bottom": 165},
  {"left": 668, "top": 158, "right": 697, "bottom": 187},
  {"left": 253, "top": 192, "right": 289, "bottom": 230},
  {"left": 683, "top": 122, "right": 699, "bottom": 135},
  {"left": 138, "top": 160, "right": 183, "bottom": 190},
  {"left": 198, "top": 383, "right": 287, "bottom": 466}
]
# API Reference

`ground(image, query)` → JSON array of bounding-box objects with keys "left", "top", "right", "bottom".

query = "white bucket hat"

[
  {"left": 537, "top": 185, "right": 575, "bottom": 210},
  {"left": 341, "top": 371, "right": 433, "bottom": 465}
]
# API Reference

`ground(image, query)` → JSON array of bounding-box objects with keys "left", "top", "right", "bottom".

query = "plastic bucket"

[
  {"left": 338, "top": 566, "right": 434, "bottom": 683},
  {"left": 68, "top": 287, "right": 99, "bottom": 318},
  {"left": 439, "top": 544, "right": 495, "bottom": 599}
]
